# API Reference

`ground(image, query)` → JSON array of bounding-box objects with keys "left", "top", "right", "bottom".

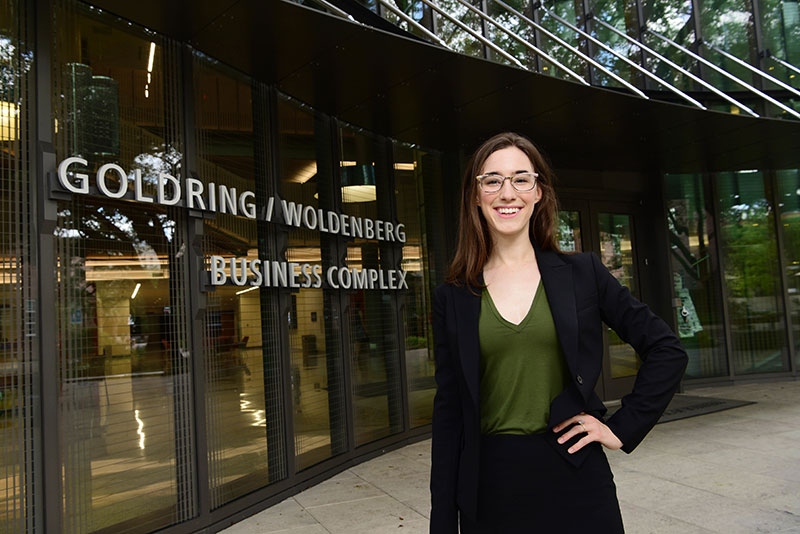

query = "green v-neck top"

[{"left": 479, "top": 281, "right": 570, "bottom": 435}]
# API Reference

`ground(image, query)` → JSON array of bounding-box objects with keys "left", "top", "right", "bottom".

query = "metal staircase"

[{"left": 293, "top": 0, "right": 800, "bottom": 120}]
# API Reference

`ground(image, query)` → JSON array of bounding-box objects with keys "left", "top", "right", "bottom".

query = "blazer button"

[{"left": 576, "top": 375, "right": 583, "bottom": 385}]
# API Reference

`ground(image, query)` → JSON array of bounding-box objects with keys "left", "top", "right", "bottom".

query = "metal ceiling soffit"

[
  {"left": 303, "top": 0, "right": 800, "bottom": 120},
  {"left": 538, "top": 7, "right": 705, "bottom": 109},
  {"left": 647, "top": 29, "right": 780, "bottom": 118}
]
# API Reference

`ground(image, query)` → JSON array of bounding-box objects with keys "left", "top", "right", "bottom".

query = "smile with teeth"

[{"left": 496, "top": 207, "right": 521, "bottom": 215}]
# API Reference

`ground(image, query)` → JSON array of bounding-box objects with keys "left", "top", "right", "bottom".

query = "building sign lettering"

[{"left": 56, "top": 157, "right": 409, "bottom": 290}]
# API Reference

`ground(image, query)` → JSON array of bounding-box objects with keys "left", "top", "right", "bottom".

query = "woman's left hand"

[{"left": 553, "top": 413, "right": 623, "bottom": 454}]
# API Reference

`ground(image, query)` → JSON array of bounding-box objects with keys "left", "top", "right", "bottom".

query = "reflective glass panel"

[
  {"left": 759, "top": 0, "right": 800, "bottom": 88},
  {"left": 0, "top": 0, "right": 39, "bottom": 530},
  {"left": 643, "top": 0, "right": 697, "bottom": 91},
  {"left": 665, "top": 174, "right": 728, "bottom": 378},
  {"left": 278, "top": 96, "right": 347, "bottom": 470},
  {"left": 557, "top": 210, "right": 582, "bottom": 252},
  {"left": 432, "top": 0, "right": 486, "bottom": 60},
  {"left": 486, "top": 0, "right": 539, "bottom": 70},
  {"left": 775, "top": 169, "right": 800, "bottom": 370},
  {"left": 340, "top": 126, "right": 403, "bottom": 446},
  {"left": 194, "top": 55, "right": 286, "bottom": 507},
  {"left": 698, "top": 0, "right": 759, "bottom": 93},
  {"left": 393, "top": 143, "right": 438, "bottom": 428},
  {"left": 539, "top": 0, "right": 591, "bottom": 82},
  {"left": 589, "top": 0, "right": 646, "bottom": 88},
  {"left": 597, "top": 213, "right": 641, "bottom": 378},
  {"left": 52, "top": 3, "right": 195, "bottom": 531},
  {"left": 717, "top": 171, "right": 789, "bottom": 374}
]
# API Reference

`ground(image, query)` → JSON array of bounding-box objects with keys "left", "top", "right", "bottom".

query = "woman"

[{"left": 430, "top": 132, "right": 688, "bottom": 533}]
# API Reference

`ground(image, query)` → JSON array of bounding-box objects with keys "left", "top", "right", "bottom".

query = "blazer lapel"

[
  {"left": 453, "top": 281, "right": 482, "bottom": 409},
  {"left": 535, "top": 244, "right": 579, "bottom": 378}
]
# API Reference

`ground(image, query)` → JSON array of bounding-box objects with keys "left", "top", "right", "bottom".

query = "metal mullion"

[
  {"left": 528, "top": 0, "right": 542, "bottom": 72},
  {"left": 706, "top": 172, "right": 735, "bottom": 380},
  {"left": 579, "top": 0, "right": 595, "bottom": 86},
  {"left": 34, "top": 0, "right": 63, "bottom": 531},
  {"left": 750, "top": 0, "right": 766, "bottom": 87},
  {"left": 262, "top": 85, "right": 295, "bottom": 483},
  {"left": 387, "top": 141, "right": 411, "bottom": 433},
  {"left": 180, "top": 45, "right": 211, "bottom": 521},
  {"left": 167, "top": 40, "right": 197, "bottom": 524},
  {"left": 381, "top": 137, "right": 408, "bottom": 434},
  {"left": 767, "top": 168, "right": 795, "bottom": 374},
  {"left": 480, "top": 0, "right": 490, "bottom": 60},
  {"left": 633, "top": 0, "right": 651, "bottom": 90},
  {"left": 19, "top": 0, "right": 40, "bottom": 531},
  {"left": 328, "top": 117, "right": 363, "bottom": 454},
  {"left": 688, "top": 0, "right": 707, "bottom": 84}
]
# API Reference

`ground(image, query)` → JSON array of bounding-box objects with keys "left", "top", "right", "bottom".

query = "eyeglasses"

[{"left": 476, "top": 171, "right": 538, "bottom": 193}]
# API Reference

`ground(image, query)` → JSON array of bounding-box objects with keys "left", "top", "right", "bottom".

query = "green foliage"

[{"left": 405, "top": 336, "right": 428, "bottom": 349}]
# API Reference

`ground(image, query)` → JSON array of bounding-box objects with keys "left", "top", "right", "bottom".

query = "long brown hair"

[{"left": 445, "top": 132, "right": 560, "bottom": 290}]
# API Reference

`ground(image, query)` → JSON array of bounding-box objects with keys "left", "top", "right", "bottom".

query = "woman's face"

[{"left": 476, "top": 146, "right": 542, "bottom": 241}]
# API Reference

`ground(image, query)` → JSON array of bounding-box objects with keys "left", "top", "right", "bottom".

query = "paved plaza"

[{"left": 222, "top": 380, "right": 800, "bottom": 534}]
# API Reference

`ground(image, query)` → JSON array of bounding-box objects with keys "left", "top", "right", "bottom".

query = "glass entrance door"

[
  {"left": 558, "top": 200, "right": 644, "bottom": 400},
  {"left": 596, "top": 211, "right": 641, "bottom": 399}
]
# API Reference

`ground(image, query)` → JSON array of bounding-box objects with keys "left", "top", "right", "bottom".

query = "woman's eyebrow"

[{"left": 483, "top": 169, "right": 531, "bottom": 174}]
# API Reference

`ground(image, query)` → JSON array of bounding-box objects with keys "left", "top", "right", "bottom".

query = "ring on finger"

[{"left": 578, "top": 420, "right": 587, "bottom": 433}]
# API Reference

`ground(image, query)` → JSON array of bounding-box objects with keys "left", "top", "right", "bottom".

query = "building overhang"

[{"left": 88, "top": 0, "right": 800, "bottom": 173}]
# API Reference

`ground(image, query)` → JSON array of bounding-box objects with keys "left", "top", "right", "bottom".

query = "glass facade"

[{"left": 3, "top": 0, "right": 800, "bottom": 531}]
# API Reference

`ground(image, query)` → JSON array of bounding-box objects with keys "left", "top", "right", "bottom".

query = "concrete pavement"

[{"left": 222, "top": 380, "right": 800, "bottom": 534}]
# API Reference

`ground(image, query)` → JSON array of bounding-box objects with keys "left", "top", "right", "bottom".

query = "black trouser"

[{"left": 459, "top": 433, "right": 625, "bottom": 534}]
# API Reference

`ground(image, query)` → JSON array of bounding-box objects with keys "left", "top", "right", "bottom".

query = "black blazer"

[{"left": 429, "top": 245, "right": 688, "bottom": 533}]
